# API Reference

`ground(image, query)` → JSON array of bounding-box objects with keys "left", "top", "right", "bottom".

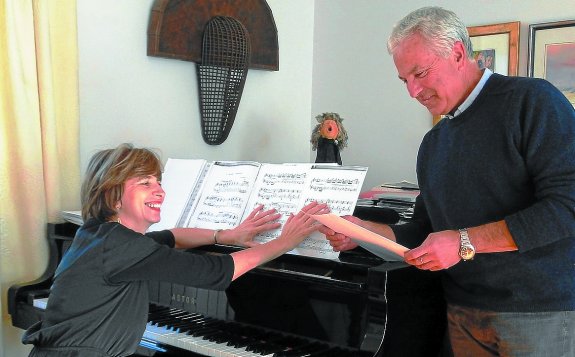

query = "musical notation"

[
  {"left": 185, "top": 162, "right": 261, "bottom": 230},
  {"left": 263, "top": 201, "right": 299, "bottom": 216},
  {"left": 309, "top": 177, "right": 361, "bottom": 192},
  {"left": 297, "top": 236, "right": 333, "bottom": 252},
  {"left": 151, "top": 160, "right": 368, "bottom": 260},
  {"left": 262, "top": 172, "right": 307, "bottom": 185},
  {"left": 195, "top": 211, "right": 239, "bottom": 225},
  {"left": 302, "top": 198, "right": 355, "bottom": 215},
  {"left": 256, "top": 187, "right": 301, "bottom": 201},
  {"left": 202, "top": 195, "right": 244, "bottom": 209},
  {"left": 212, "top": 179, "right": 251, "bottom": 194}
]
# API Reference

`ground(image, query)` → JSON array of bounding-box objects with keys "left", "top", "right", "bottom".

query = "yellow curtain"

[{"left": 0, "top": 0, "right": 80, "bottom": 355}]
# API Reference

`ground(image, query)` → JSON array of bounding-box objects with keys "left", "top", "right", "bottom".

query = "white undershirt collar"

[{"left": 445, "top": 68, "right": 493, "bottom": 119}]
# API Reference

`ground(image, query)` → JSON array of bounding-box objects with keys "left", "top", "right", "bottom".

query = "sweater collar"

[{"left": 446, "top": 68, "right": 493, "bottom": 119}]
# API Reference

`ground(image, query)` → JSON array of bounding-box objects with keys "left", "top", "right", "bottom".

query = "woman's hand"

[
  {"left": 276, "top": 201, "right": 329, "bottom": 249},
  {"left": 224, "top": 204, "right": 282, "bottom": 247},
  {"left": 229, "top": 201, "right": 329, "bottom": 281}
]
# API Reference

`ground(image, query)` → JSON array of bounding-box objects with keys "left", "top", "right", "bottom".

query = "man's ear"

[{"left": 452, "top": 41, "right": 467, "bottom": 66}]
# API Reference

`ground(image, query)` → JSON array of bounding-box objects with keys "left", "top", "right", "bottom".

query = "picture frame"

[
  {"left": 528, "top": 20, "right": 575, "bottom": 107},
  {"left": 467, "top": 21, "right": 520, "bottom": 76},
  {"left": 433, "top": 21, "right": 520, "bottom": 125}
]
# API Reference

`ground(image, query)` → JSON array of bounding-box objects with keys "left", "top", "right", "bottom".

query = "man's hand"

[
  {"left": 318, "top": 215, "right": 363, "bottom": 251},
  {"left": 404, "top": 230, "right": 461, "bottom": 271}
]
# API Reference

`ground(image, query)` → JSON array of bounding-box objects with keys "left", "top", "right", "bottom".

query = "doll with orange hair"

[{"left": 311, "top": 112, "right": 348, "bottom": 165}]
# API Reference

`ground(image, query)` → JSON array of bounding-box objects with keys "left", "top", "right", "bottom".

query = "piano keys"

[
  {"left": 29, "top": 297, "right": 367, "bottom": 356},
  {"left": 9, "top": 221, "right": 447, "bottom": 356},
  {"left": 143, "top": 303, "right": 373, "bottom": 356}
]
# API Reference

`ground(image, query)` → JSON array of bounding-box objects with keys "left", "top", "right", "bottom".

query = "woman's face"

[{"left": 117, "top": 175, "right": 165, "bottom": 233}]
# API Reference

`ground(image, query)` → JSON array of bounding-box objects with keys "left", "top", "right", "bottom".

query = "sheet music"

[
  {"left": 244, "top": 164, "right": 367, "bottom": 260},
  {"left": 186, "top": 161, "right": 261, "bottom": 229},
  {"left": 149, "top": 159, "right": 367, "bottom": 261},
  {"left": 302, "top": 165, "right": 367, "bottom": 214},
  {"left": 294, "top": 165, "right": 368, "bottom": 259},
  {"left": 242, "top": 163, "right": 311, "bottom": 243}
]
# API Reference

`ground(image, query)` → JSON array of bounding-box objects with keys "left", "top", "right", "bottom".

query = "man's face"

[{"left": 393, "top": 34, "right": 463, "bottom": 116}]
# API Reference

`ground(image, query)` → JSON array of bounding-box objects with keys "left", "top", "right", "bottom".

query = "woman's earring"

[{"left": 115, "top": 203, "right": 122, "bottom": 224}]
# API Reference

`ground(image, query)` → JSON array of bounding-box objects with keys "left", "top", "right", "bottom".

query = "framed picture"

[
  {"left": 528, "top": 20, "right": 575, "bottom": 107},
  {"left": 433, "top": 21, "right": 520, "bottom": 125},
  {"left": 467, "top": 21, "right": 519, "bottom": 76}
]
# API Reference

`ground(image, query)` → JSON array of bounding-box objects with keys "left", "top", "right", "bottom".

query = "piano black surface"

[{"left": 9, "top": 208, "right": 447, "bottom": 357}]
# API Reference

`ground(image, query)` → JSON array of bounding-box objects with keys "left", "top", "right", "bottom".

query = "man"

[{"left": 322, "top": 6, "right": 575, "bottom": 356}]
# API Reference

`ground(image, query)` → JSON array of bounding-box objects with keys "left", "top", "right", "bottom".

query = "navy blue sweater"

[{"left": 394, "top": 74, "right": 575, "bottom": 312}]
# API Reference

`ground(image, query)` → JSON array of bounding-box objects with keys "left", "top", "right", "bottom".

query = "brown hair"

[{"left": 80, "top": 143, "right": 163, "bottom": 222}]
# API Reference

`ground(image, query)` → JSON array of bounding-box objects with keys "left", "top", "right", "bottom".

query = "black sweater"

[
  {"left": 394, "top": 74, "right": 575, "bottom": 312},
  {"left": 23, "top": 219, "right": 234, "bottom": 356}
]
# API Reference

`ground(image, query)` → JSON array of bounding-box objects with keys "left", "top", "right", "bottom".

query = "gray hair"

[{"left": 387, "top": 7, "right": 473, "bottom": 59}]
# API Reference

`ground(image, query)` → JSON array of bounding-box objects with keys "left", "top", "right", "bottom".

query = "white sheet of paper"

[
  {"left": 187, "top": 161, "right": 261, "bottom": 229},
  {"left": 312, "top": 213, "right": 408, "bottom": 261},
  {"left": 241, "top": 163, "right": 329, "bottom": 257}
]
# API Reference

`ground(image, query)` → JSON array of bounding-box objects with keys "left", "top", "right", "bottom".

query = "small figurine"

[{"left": 310, "top": 112, "right": 348, "bottom": 165}]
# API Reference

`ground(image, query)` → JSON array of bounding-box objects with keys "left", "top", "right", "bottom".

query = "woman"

[{"left": 23, "top": 143, "right": 327, "bottom": 356}]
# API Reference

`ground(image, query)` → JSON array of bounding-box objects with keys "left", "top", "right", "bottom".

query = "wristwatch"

[{"left": 458, "top": 228, "right": 476, "bottom": 261}]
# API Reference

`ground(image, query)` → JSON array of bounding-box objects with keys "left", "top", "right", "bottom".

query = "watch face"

[{"left": 460, "top": 246, "right": 475, "bottom": 260}]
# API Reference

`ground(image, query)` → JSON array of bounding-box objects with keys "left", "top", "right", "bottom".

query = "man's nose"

[{"left": 406, "top": 80, "right": 423, "bottom": 98}]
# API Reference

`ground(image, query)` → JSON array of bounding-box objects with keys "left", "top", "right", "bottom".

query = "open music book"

[
  {"left": 311, "top": 213, "right": 408, "bottom": 261},
  {"left": 149, "top": 159, "right": 368, "bottom": 260}
]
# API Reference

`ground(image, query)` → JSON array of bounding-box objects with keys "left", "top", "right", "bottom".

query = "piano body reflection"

[{"left": 9, "top": 219, "right": 447, "bottom": 356}]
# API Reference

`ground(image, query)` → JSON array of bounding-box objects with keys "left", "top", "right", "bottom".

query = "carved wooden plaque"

[{"left": 147, "top": 0, "right": 279, "bottom": 71}]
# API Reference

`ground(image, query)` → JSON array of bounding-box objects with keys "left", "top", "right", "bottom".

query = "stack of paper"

[{"left": 360, "top": 181, "right": 419, "bottom": 220}]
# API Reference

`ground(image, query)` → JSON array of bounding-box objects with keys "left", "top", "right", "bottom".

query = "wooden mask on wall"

[{"left": 147, "top": 0, "right": 279, "bottom": 145}]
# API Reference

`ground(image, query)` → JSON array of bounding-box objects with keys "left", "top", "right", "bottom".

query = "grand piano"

[{"left": 9, "top": 209, "right": 447, "bottom": 357}]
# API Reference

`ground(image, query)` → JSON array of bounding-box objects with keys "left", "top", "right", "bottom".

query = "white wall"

[
  {"left": 313, "top": 0, "right": 575, "bottom": 190},
  {"left": 78, "top": 0, "right": 315, "bottom": 176},
  {"left": 78, "top": 0, "right": 575, "bottom": 192}
]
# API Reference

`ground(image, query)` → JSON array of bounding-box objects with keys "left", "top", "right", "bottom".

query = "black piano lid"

[{"left": 189, "top": 243, "right": 391, "bottom": 291}]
